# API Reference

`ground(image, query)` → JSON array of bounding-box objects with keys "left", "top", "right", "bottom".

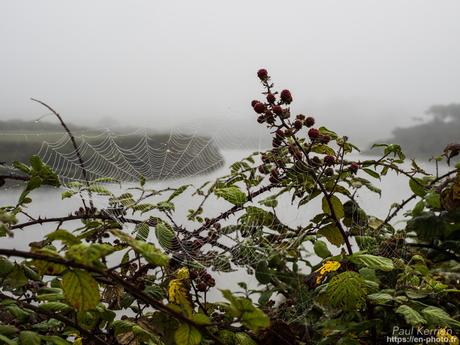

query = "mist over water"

[{"left": 1, "top": 1, "right": 460, "bottom": 147}]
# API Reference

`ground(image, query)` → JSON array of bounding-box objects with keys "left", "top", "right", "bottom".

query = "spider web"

[{"left": 0, "top": 116, "right": 420, "bottom": 332}]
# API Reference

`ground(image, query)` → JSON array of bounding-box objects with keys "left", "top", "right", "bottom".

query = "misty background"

[{"left": 1, "top": 0, "right": 460, "bottom": 148}]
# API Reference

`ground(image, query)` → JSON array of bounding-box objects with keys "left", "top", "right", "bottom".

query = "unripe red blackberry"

[
  {"left": 189, "top": 270, "right": 198, "bottom": 280},
  {"left": 324, "top": 167, "right": 334, "bottom": 176},
  {"left": 305, "top": 116, "right": 315, "bottom": 127},
  {"left": 294, "top": 119, "right": 303, "bottom": 130},
  {"left": 253, "top": 102, "right": 265, "bottom": 114},
  {"left": 323, "top": 155, "right": 335, "bottom": 166},
  {"left": 196, "top": 282, "right": 207, "bottom": 292},
  {"left": 266, "top": 93, "right": 276, "bottom": 104},
  {"left": 272, "top": 105, "right": 283, "bottom": 116},
  {"left": 251, "top": 100, "right": 259, "bottom": 108},
  {"left": 257, "top": 68, "right": 268, "bottom": 80},
  {"left": 308, "top": 128, "right": 320, "bottom": 139},
  {"left": 280, "top": 89, "right": 293, "bottom": 104},
  {"left": 350, "top": 162, "right": 359, "bottom": 173}
]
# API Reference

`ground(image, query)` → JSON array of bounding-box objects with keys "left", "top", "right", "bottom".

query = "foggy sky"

[{"left": 1, "top": 0, "right": 460, "bottom": 146}]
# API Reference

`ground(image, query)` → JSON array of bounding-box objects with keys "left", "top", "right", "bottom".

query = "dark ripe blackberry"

[
  {"left": 272, "top": 105, "right": 283, "bottom": 116},
  {"left": 251, "top": 100, "right": 259, "bottom": 107},
  {"left": 208, "top": 278, "right": 216, "bottom": 287},
  {"left": 196, "top": 282, "right": 208, "bottom": 292},
  {"left": 270, "top": 168, "right": 279, "bottom": 178},
  {"left": 323, "top": 155, "right": 335, "bottom": 166},
  {"left": 257, "top": 115, "right": 266, "bottom": 123},
  {"left": 258, "top": 164, "right": 270, "bottom": 174},
  {"left": 294, "top": 119, "right": 303, "bottom": 130},
  {"left": 266, "top": 93, "right": 276, "bottom": 104},
  {"left": 319, "top": 135, "right": 330, "bottom": 144},
  {"left": 261, "top": 153, "right": 270, "bottom": 163},
  {"left": 103, "top": 232, "right": 110, "bottom": 238},
  {"left": 324, "top": 167, "right": 334, "bottom": 176},
  {"left": 213, "top": 222, "right": 221, "bottom": 230},
  {"left": 269, "top": 175, "right": 280, "bottom": 183},
  {"left": 308, "top": 128, "right": 320, "bottom": 139},
  {"left": 253, "top": 102, "right": 266, "bottom": 114},
  {"left": 311, "top": 156, "right": 322, "bottom": 166},
  {"left": 305, "top": 116, "right": 315, "bottom": 127},
  {"left": 113, "top": 239, "right": 120, "bottom": 245},
  {"left": 272, "top": 138, "right": 282, "bottom": 147}
]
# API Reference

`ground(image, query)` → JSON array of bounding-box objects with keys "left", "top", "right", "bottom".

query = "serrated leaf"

[
  {"left": 349, "top": 253, "right": 394, "bottom": 271},
  {"left": 367, "top": 292, "right": 393, "bottom": 305},
  {"left": 19, "top": 331, "right": 41, "bottom": 345},
  {"left": 38, "top": 302, "right": 72, "bottom": 312},
  {"left": 396, "top": 305, "right": 426, "bottom": 326},
  {"left": 62, "top": 269, "right": 100, "bottom": 311},
  {"left": 167, "top": 185, "right": 190, "bottom": 202},
  {"left": 421, "top": 306, "right": 460, "bottom": 327},
  {"left": 135, "top": 222, "right": 150, "bottom": 241},
  {"left": 326, "top": 271, "right": 367, "bottom": 311},
  {"left": 174, "top": 323, "right": 201, "bottom": 345},
  {"left": 155, "top": 222, "right": 176, "bottom": 250},
  {"left": 46, "top": 229, "right": 81, "bottom": 246},
  {"left": 215, "top": 186, "right": 247, "bottom": 206},
  {"left": 111, "top": 229, "right": 169, "bottom": 266}
]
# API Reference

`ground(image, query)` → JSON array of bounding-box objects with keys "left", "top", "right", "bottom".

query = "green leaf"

[
  {"left": 111, "top": 229, "right": 169, "bottom": 266},
  {"left": 135, "top": 223, "right": 150, "bottom": 241},
  {"left": 0, "top": 256, "right": 14, "bottom": 277},
  {"left": 396, "top": 305, "right": 426, "bottom": 326},
  {"left": 349, "top": 253, "right": 394, "bottom": 271},
  {"left": 317, "top": 224, "right": 344, "bottom": 247},
  {"left": 62, "top": 269, "right": 100, "bottom": 311},
  {"left": 46, "top": 229, "right": 81, "bottom": 246},
  {"left": 314, "top": 240, "right": 331, "bottom": 259},
  {"left": 19, "top": 331, "right": 41, "bottom": 345},
  {"left": 425, "top": 191, "right": 441, "bottom": 209},
  {"left": 234, "top": 333, "right": 257, "bottom": 345},
  {"left": 326, "top": 271, "right": 367, "bottom": 311},
  {"left": 362, "top": 168, "right": 380, "bottom": 180},
  {"left": 61, "top": 190, "right": 77, "bottom": 200},
  {"left": 409, "top": 178, "right": 426, "bottom": 197},
  {"left": 174, "top": 323, "right": 201, "bottom": 345},
  {"left": 168, "top": 185, "right": 191, "bottom": 202},
  {"left": 0, "top": 325, "right": 18, "bottom": 336},
  {"left": 421, "top": 306, "right": 460, "bottom": 327},
  {"left": 65, "top": 243, "right": 116, "bottom": 266},
  {"left": 322, "top": 195, "right": 344, "bottom": 219},
  {"left": 367, "top": 292, "right": 393, "bottom": 305},
  {"left": 38, "top": 302, "right": 72, "bottom": 313},
  {"left": 40, "top": 336, "right": 71, "bottom": 345},
  {"left": 255, "top": 261, "right": 271, "bottom": 284},
  {"left": 258, "top": 196, "right": 278, "bottom": 208},
  {"left": 215, "top": 186, "right": 247, "bottom": 206},
  {"left": 155, "top": 222, "right": 176, "bottom": 250},
  {"left": 191, "top": 313, "right": 212, "bottom": 326}
]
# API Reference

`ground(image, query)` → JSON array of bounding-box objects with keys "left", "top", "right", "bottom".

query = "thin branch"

[{"left": 30, "top": 98, "right": 94, "bottom": 209}]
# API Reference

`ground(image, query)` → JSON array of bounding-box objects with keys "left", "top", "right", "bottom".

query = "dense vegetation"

[
  {"left": 0, "top": 71, "right": 459, "bottom": 345},
  {"left": 373, "top": 103, "right": 460, "bottom": 159}
]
